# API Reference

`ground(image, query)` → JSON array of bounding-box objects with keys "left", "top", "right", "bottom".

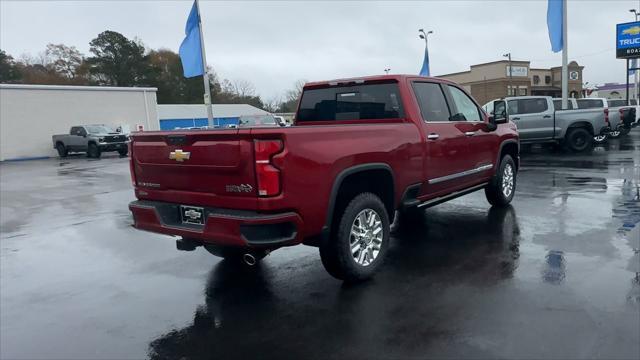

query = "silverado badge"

[{"left": 169, "top": 149, "right": 190, "bottom": 162}]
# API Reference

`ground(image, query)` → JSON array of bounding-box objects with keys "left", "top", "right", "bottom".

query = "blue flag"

[
  {"left": 547, "top": 0, "right": 564, "bottom": 53},
  {"left": 419, "top": 45, "right": 430, "bottom": 76},
  {"left": 179, "top": 1, "right": 204, "bottom": 78}
]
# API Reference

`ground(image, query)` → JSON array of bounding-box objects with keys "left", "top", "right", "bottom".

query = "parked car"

[
  {"left": 238, "top": 115, "right": 279, "bottom": 127},
  {"left": 52, "top": 125, "right": 129, "bottom": 158},
  {"left": 483, "top": 96, "right": 609, "bottom": 152},
  {"left": 574, "top": 98, "right": 633, "bottom": 139},
  {"left": 128, "top": 75, "right": 519, "bottom": 281}
]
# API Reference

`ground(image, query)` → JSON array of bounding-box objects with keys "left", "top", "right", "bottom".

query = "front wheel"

[
  {"left": 485, "top": 155, "right": 516, "bottom": 207},
  {"left": 320, "top": 192, "right": 390, "bottom": 282},
  {"left": 118, "top": 148, "right": 129, "bottom": 157}
]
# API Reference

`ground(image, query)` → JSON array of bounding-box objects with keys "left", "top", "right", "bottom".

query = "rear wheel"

[
  {"left": 609, "top": 128, "right": 621, "bottom": 139},
  {"left": 593, "top": 134, "right": 608, "bottom": 144},
  {"left": 565, "top": 127, "right": 592, "bottom": 152},
  {"left": 118, "top": 148, "right": 129, "bottom": 157},
  {"left": 320, "top": 192, "right": 390, "bottom": 282},
  {"left": 87, "top": 143, "right": 101, "bottom": 158},
  {"left": 620, "top": 126, "right": 631, "bottom": 136},
  {"left": 485, "top": 155, "right": 516, "bottom": 207},
  {"left": 56, "top": 143, "right": 68, "bottom": 158}
]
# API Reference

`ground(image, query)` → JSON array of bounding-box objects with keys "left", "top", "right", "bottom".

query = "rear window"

[
  {"left": 296, "top": 83, "right": 404, "bottom": 122},
  {"left": 507, "top": 98, "right": 549, "bottom": 115},
  {"left": 607, "top": 99, "right": 628, "bottom": 107},
  {"left": 576, "top": 99, "right": 604, "bottom": 109},
  {"left": 553, "top": 100, "right": 574, "bottom": 110}
]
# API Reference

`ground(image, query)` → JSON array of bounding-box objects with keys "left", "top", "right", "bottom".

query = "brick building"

[{"left": 438, "top": 60, "right": 585, "bottom": 105}]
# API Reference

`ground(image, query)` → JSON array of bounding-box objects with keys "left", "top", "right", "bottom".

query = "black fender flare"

[
  {"left": 321, "top": 163, "right": 394, "bottom": 240},
  {"left": 497, "top": 139, "right": 520, "bottom": 170}
]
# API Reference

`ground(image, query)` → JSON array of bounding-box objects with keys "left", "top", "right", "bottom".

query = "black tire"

[
  {"left": 620, "top": 126, "right": 631, "bottom": 136},
  {"left": 87, "top": 143, "right": 101, "bottom": 158},
  {"left": 118, "top": 148, "right": 129, "bottom": 157},
  {"left": 56, "top": 143, "right": 68, "bottom": 158},
  {"left": 485, "top": 155, "right": 516, "bottom": 207},
  {"left": 608, "top": 128, "right": 621, "bottom": 139},
  {"left": 565, "top": 127, "right": 592, "bottom": 152},
  {"left": 320, "top": 192, "right": 390, "bottom": 282}
]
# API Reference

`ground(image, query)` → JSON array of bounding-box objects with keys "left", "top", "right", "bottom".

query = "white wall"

[{"left": 0, "top": 84, "right": 159, "bottom": 161}]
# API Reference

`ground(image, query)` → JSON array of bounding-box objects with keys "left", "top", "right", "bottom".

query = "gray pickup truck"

[
  {"left": 483, "top": 96, "right": 609, "bottom": 152},
  {"left": 52, "top": 125, "right": 129, "bottom": 158}
]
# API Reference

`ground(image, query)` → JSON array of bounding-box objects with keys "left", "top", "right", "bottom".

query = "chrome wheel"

[
  {"left": 349, "top": 209, "right": 383, "bottom": 267},
  {"left": 501, "top": 163, "right": 514, "bottom": 198},
  {"left": 609, "top": 130, "right": 621, "bottom": 138},
  {"left": 593, "top": 134, "right": 607, "bottom": 143}
]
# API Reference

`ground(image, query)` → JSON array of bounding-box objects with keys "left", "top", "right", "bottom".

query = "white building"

[
  {"left": 157, "top": 104, "right": 269, "bottom": 129},
  {"left": 0, "top": 84, "right": 159, "bottom": 161}
]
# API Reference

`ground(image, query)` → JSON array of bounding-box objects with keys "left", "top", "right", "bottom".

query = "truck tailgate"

[{"left": 131, "top": 130, "right": 258, "bottom": 206}]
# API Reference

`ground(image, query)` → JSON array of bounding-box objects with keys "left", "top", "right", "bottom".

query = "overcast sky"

[{"left": 0, "top": 0, "right": 637, "bottom": 99}]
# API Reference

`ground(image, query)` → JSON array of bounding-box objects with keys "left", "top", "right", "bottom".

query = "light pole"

[
  {"left": 631, "top": 9, "right": 639, "bottom": 104},
  {"left": 384, "top": 68, "right": 391, "bottom": 75},
  {"left": 503, "top": 53, "right": 512, "bottom": 96},
  {"left": 418, "top": 29, "right": 433, "bottom": 76}
]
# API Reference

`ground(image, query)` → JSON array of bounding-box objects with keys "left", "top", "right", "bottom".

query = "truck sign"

[{"left": 617, "top": 21, "right": 640, "bottom": 59}]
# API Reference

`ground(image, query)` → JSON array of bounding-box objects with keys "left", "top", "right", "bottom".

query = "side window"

[
  {"left": 447, "top": 85, "right": 481, "bottom": 122},
  {"left": 78, "top": 127, "right": 87, "bottom": 136},
  {"left": 514, "top": 99, "right": 548, "bottom": 114},
  {"left": 70, "top": 127, "right": 80, "bottom": 136},
  {"left": 411, "top": 82, "right": 451, "bottom": 122}
]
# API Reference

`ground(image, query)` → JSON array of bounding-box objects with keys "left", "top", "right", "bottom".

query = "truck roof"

[{"left": 303, "top": 74, "right": 456, "bottom": 88}]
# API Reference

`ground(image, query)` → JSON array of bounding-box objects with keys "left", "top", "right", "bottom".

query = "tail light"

[
  {"left": 254, "top": 140, "right": 283, "bottom": 197},
  {"left": 128, "top": 141, "right": 136, "bottom": 187},
  {"left": 604, "top": 108, "right": 609, "bottom": 125}
]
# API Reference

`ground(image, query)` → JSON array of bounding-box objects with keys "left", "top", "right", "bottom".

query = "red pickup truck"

[{"left": 129, "top": 75, "right": 519, "bottom": 281}]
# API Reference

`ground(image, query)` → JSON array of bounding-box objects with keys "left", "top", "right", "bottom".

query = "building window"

[
  {"left": 545, "top": 75, "right": 551, "bottom": 84},
  {"left": 519, "top": 87, "right": 528, "bottom": 96},
  {"left": 507, "top": 86, "right": 516, "bottom": 96},
  {"left": 533, "top": 75, "right": 540, "bottom": 85}
]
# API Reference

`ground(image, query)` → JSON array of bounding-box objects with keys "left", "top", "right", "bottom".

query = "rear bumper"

[{"left": 129, "top": 200, "right": 303, "bottom": 248}]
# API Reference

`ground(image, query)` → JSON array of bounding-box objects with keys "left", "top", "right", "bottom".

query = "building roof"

[
  {"left": 157, "top": 104, "right": 269, "bottom": 119},
  {"left": 0, "top": 84, "right": 157, "bottom": 92},
  {"left": 595, "top": 83, "right": 629, "bottom": 91}
]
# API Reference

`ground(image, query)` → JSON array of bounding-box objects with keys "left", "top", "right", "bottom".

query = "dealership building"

[{"left": 439, "top": 60, "right": 585, "bottom": 106}]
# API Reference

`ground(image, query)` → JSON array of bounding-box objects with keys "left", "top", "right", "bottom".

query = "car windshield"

[{"left": 85, "top": 125, "right": 114, "bottom": 134}]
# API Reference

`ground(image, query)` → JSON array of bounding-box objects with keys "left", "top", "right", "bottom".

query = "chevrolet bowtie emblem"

[{"left": 169, "top": 149, "right": 190, "bottom": 162}]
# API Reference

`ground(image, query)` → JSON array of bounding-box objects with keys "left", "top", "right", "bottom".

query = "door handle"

[
  {"left": 464, "top": 131, "right": 475, "bottom": 136},
  {"left": 427, "top": 133, "right": 439, "bottom": 140},
  {"left": 512, "top": 117, "right": 520, "bottom": 121},
  {"left": 543, "top": 115, "right": 552, "bottom": 119}
]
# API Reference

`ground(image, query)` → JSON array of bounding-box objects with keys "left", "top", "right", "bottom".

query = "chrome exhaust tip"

[{"left": 243, "top": 253, "right": 257, "bottom": 266}]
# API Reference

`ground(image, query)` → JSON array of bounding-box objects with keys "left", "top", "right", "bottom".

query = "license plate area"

[{"left": 180, "top": 205, "right": 205, "bottom": 225}]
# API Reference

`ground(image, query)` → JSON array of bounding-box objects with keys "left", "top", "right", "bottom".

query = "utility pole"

[
  {"left": 503, "top": 53, "right": 512, "bottom": 96},
  {"left": 561, "top": 0, "right": 568, "bottom": 109}
]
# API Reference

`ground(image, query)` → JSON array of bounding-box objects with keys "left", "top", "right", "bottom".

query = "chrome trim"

[
  {"left": 427, "top": 134, "right": 440, "bottom": 140},
  {"left": 465, "top": 131, "right": 475, "bottom": 136},
  {"left": 418, "top": 182, "right": 488, "bottom": 208},
  {"left": 428, "top": 164, "right": 493, "bottom": 185}
]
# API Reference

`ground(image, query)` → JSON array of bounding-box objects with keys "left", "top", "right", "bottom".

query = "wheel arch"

[
  {"left": 497, "top": 140, "right": 520, "bottom": 170},
  {"left": 322, "top": 163, "right": 395, "bottom": 240},
  {"left": 566, "top": 121, "right": 595, "bottom": 136}
]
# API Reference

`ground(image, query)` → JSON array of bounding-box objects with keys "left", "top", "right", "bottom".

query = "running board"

[{"left": 417, "top": 182, "right": 488, "bottom": 209}]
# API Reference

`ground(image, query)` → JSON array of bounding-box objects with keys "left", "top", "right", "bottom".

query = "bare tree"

[
  {"left": 231, "top": 79, "right": 256, "bottom": 98},
  {"left": 45, "top": 44, "right": 84, "bottom": 79},
  {"left": 263, "top": 95, "right": 283, "bottom": 113}
]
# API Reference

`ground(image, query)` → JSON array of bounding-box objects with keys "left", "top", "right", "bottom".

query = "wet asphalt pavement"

[{"left": 1, "top": 132, "right": 639, "bottom": 360}]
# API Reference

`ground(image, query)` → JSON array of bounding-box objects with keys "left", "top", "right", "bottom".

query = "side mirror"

[{"left": 490, "top": 100, "right": 508, "bottom": 124}]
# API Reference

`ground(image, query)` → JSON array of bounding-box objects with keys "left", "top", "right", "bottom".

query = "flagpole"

[
  {"left": 561, "top": 0, "right": 568, "bottom": 108},
  {"left": 195, "top": 0, "right": 214, "bottom": 127}
]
